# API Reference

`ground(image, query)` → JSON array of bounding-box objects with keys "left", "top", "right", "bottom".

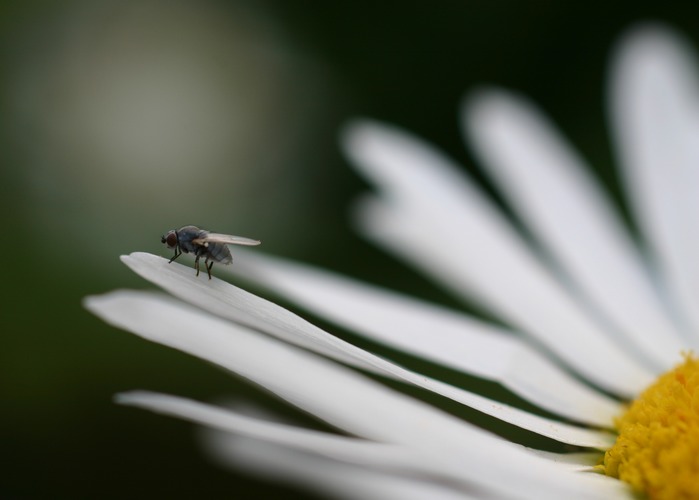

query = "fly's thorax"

[{"left": 176, "top": 226, "right": 209, "bottom": 254}]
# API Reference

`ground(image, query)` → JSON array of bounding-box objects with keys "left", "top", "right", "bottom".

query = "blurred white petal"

[
  {"left": 611, "top": 25, "right": 699, "bottom": 345},
  {"left": 206, "top": 435, "right": 479, "bottom": 500},
  {"left": 232, "top": 250, "right": 621, "bottom": 427},
  {"left": 463, "top": 89, "right": 684, "bottom": 369},
  {"left": 118, "top": 390, "right": 480, "bottom": 491},
  {"left": 85, "top": 289, "right": 627, "bottom": 498},
  {"left": 117, "top": 253, "right": 613, "bottom": 446},
  {"left": 342, "top": 127, "right": 653, "bottom": 396},
  {"left": 529, "top": 449, "right": 603, "bottom": 472}
]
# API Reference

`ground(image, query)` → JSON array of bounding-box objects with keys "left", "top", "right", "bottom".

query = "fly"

[{"left": 161, "top": 225, "right": 261, "bottom": 279}]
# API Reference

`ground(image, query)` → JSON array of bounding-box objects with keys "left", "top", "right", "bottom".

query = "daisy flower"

[{"left": 86, "top": 24, "right": 699, "bottom": 499}]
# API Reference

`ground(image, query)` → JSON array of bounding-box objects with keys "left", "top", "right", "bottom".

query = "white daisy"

[{"left": 86, "top": 24, "right": 699, "bottom": 499}]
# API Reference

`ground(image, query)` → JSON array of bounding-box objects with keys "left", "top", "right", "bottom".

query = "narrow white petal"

[
  {"left": 118, "top": 390, "right": 479, "bottom": 492},
  {"left": 503, "top": 348, "right": 618, "bottom": 427},
  {"left": 611, "top": 25, "right": 699, "bottom": 344},
  {"left": 209, "top": 436, "right": 631, "bottom": 500},
  {"left": 231, "top": 250, "right": 621, "bottom": 427},
  {"left": 86, "top": 290, "right": 625, "bottom": 499},
  {"left": 528, "top": 449, "right": 604, "bottom": 472},
  {"left": 118, "top": 253, "right": 616, "bottom": 446},
  {"left": 206, "top": 434, "right": 478, "bottom": 500},
  {"left": 343, "top": 122, "right": 656, "bottom": 394},
  {"left": 407, "top": 376, "right": 616, "bottom": 448},
  {"left": 463, "top": 89, "right": 685, "bottom": 369},
  {"left": 356, "top": 196, "right": 646, "bottom": 402}
]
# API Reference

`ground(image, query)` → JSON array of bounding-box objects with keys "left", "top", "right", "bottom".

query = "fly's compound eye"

[{"left": 162, "top": 231, "right": 178, "bottom": 248}]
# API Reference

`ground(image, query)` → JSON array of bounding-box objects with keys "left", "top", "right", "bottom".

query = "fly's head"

[{"left": 161, "top": 230, "right": 178, "bottom": 249}]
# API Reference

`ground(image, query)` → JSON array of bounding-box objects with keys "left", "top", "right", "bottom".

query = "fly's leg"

[
  {"left": 194, "top": 254, "right": 201, "bottom": 277},
  {"left": 206, "top": 260, "right": 213, "bottom": 280},
  {"left": 168, "top": 247, "right": 181, "bottom": 264}
]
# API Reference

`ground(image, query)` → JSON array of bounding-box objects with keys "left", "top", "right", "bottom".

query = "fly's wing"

[{"left": 192, "top": 233, "right": 261, "bottom": 247}]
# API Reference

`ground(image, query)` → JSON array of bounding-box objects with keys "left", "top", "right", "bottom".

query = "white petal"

[
  {"left": 231, "top": 250, "right": 621, "bottom": 427},
  {"left": 119, "top": 390, "right": 478, "bottom": 492},
  {"left": 528, "top": 449, "right": 604, "bottom": 472},
  {"left": 356, "top": 196, "right": 649, "bottom": 398},
  {"left": 86, "top": 290, "right": 627, "bottom": 499},
  {"left": 611, "top": 25, "right": 699, "bottom": 345},
  {"left": 341, "top": 124, "right": 654, "bottom": 397},
  {"left": 211, "top": 436, "right": 631, "bottom": 500},
  {"left": 463, "top": 89, "right": 685, "bottom": 369},
  {"left": 118, "top": 253, "right": 615, "bottom": 446},
  {"left": 206, "top": 434, "right": 478, "bottom": 500}
]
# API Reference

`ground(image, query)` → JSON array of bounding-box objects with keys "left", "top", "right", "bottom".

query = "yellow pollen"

[{"left": 601, "top": 353, "right": 699, "bottom": 499}]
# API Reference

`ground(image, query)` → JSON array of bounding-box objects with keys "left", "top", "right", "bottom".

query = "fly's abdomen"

[{"left": 206, "top": 242, "right": 233, "bottom": 264}]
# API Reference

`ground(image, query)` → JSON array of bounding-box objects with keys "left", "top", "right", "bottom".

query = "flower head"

[{"left": 87, "top": 24, "right": 699, "bottom": 499}]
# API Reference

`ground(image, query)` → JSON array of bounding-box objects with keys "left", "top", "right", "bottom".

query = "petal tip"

[
  {"left": 462, "top": 85, "right": 506, "bottom": 111},
  {"left": 339, "top": 118, "right": 388, "bottom": 155},
  {"left": 114, "top": 390, "right": 150, "bottom": 406},
  {"left": 611, "top": 22, "right": 692, "bottom": 70},
  {"left": 81, "top": 294, "right": 100, "bottom": 312}
]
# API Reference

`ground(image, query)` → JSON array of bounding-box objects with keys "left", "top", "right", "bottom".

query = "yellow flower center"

[{"left": 601, "top": 354, "right": 699, "bottom": 499}]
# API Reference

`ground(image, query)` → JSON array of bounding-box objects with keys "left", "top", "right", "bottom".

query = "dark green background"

[{"left": 2, "top": 1, "right": 698, "bottom": 498}]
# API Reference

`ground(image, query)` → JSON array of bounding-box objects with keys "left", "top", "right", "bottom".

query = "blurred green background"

[{"left": 2, "top": 1, "right": 699, "bottom": 498}]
